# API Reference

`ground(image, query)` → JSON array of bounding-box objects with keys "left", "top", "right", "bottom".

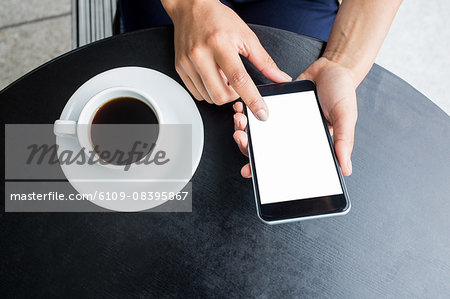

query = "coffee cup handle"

[{"left": 54, "top": 120, "right": 77, "bottom": 137}]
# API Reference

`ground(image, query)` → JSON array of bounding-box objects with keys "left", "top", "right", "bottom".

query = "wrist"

[
  {"left": 321, "top": 52, "right": 364, "bottom": 88},
  {"left": 161, "top": 0, "right": 213, "bottom": 19},
  {"left": 305, "top": 56, "right": 359, "bottom": 89}
]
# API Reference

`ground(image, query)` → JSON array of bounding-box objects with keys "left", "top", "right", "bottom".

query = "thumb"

[
  {"left": 246, "top": 37, "right": 292, "bottom": 83},
  {"left": 331, "top": 104, "right": 357, "bottom": 176}
]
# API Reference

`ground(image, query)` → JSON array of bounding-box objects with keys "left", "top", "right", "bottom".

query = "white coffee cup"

[{"left": 54, "top": 87, "right": 163, "bottom": 169}]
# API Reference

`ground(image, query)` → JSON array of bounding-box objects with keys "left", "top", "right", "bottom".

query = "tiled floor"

[
  {"left": 0, "top": 0, "right": 71, "bottom": 90},
  {"left": 376, "top": 0, "right": 450, "bottom": 115},
  {"left": 0, "top": 0, "right": 70, "bottom": 28},
  {"left": 0, "top": 0, "right": 449, "bottom": 115}
]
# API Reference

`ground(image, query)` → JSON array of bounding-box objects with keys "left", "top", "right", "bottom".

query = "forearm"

[{"left": 323, "top": 0, "right": 402, "bottom": 87}]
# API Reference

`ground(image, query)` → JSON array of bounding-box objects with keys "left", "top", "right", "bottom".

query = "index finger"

[{"left": 215, "top": 49, "right": 268, "bottom": 121}]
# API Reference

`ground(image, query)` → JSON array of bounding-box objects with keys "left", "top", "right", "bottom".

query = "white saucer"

[{"left": 56, "top": 67, "right": 204, "bottom": 212}]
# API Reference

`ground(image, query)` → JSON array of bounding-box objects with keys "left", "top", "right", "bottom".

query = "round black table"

[{"left": 1, "top": 25, "right": 449, "bottom": 297}]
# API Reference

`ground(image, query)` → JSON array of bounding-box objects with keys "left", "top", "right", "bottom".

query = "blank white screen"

[{"left": 248, "top": 91, "right": 343, "bottom": 205}]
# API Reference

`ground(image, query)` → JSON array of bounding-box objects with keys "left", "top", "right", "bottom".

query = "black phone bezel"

[{"left": 244, "top": 80, "right": 350, "bottom": 222}]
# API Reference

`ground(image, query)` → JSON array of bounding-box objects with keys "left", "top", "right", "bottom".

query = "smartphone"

[{"left": 244, "top": 80, "right": 350, "bottom": 224}]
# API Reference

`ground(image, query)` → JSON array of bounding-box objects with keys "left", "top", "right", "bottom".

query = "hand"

[
  {"left": 233, "top": 57, "right": 358, "bottom": 177},
  {"left": 162, "top": 0, "right": 292, "bottom": 120}
]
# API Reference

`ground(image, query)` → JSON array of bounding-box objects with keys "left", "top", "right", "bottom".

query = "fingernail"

[
  {"left": 347, "top": 159, "right": 353, "bottom": 174},
  {"left": 281, "top": 71, "right": 292, "bottom": 81},
  {"left": 255, "top": 109, "right": 268, "bottom": 121}
]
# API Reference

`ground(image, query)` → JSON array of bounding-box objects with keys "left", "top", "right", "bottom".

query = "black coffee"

[
  {"left": 91, "top": 97, "right": 159, "bottom": 165},
  {"left": 92, "top": 97, "right": 158, "bottom": 124}
]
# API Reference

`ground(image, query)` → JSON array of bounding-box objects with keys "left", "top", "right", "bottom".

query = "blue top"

[{"left": 119, "top": 0, "right": 339, "bottom": 42}]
